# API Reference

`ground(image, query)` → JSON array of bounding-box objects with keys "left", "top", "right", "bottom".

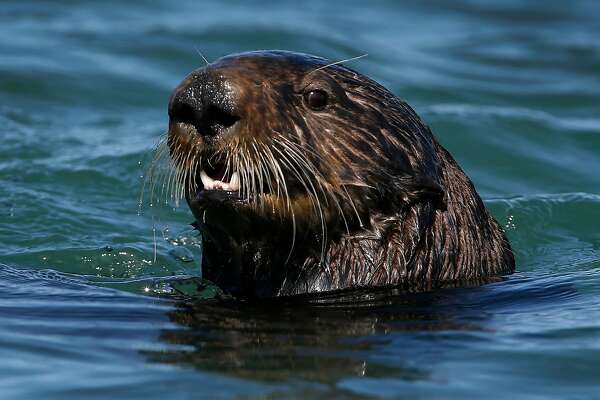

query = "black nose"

[{"left": 168, "top": 71, "right": 240, "bottom": 138}]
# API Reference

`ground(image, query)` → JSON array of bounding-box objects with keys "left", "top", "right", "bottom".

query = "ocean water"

[{"left": 1, "top": 0, "right": 600, "bottom": 399}]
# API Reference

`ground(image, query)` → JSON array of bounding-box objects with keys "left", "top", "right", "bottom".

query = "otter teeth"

[{"left": 200, "top": 170, "right": 240, "bottom": 191}]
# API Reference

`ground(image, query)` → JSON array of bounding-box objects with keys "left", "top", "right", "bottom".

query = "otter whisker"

[
  {"left": 184, "top": 148, "right": 196, "bottom": 196},
  {"left": 249, "top": 145, "right": 261, "bottom": 206},
  {"left": 152, "top": 138, "right": 179, "bottom": 207},
  {"left": 181, "top": 148, "right": 191, "bottom": 199},
  {"left": 222, "top": 144, "right": 234, "bottom": 187},
  {"left": 271, "top": 145, "right": 328, "bottom": 261},
  {"left": 253, "top": 140, "right": 278, "bottom": 213},
  {"left": 194, "top": 46, "right": 210, "bottom": 66},
  {"left": 180, "top": 149, "right": 193, "bottom": 204},
  {"left": 277, "top": 133, "right": 356, "bottom": 233},
  {"left": 242, "top": 145, "right": 254, "bottom": 203},
  {"left": 163, "top": 142, "right": 180, "bottom": 203},
  {"left": 304, "top": 53, "right": 368, "bottom": 80},
  {"left": 261, "top": 145, "right": 293, "bottom": 215},
  {"left": 140, "top": 134, "right": 170, "bottom": 210},
  {"left": 174, "top": 140, "right": 191, "bottom": 201},
  {"left": 172, "top": 161, "right": 183, "bottom": 204},
  {"left": 275, "top": 137, "right": 332, "bottom": 208},
  {"left": 175, "top": 148, "right": 189, "bottom": 204},
  {"left": 341, "top": 184, "right": 364, "bottom": 229},
  {"left": 255, "top": 144, "right": 279, "bottom": 210},
  {"left": 191, "top": 152, "right": 201, "bottom": 198},
  {"left": 259, "top": 144, "right": 285, "bottom": 209},
  {"left": 240, "top": 145, "right": 251, "bottom": 203},
  {"left": 274, "top": 135, "right": 351, "bottom": 234},
  {"left": 250, "top": 141, "right": 264, "bottom": 210},
  {"left": 259, "top": 143, "right": 297, "bottom": 262},
  {"left": 171, "top": 137, "right": 195, "bottom": 205},
  {"left": 168, "top": 144, "right": 184, "bottom": 204}
]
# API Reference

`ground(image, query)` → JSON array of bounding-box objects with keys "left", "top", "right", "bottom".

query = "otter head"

[{"left": 167, "top": 51, "right": 451, "bottom": 297}]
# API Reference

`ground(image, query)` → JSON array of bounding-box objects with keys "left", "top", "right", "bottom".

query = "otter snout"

[{"left": 168, "top": 70, "right": 240, "bottom": 140}]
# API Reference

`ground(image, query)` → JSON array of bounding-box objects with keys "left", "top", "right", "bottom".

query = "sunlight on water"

[{"left": 1, "top": 0, "right": 600, "bottom": 398}]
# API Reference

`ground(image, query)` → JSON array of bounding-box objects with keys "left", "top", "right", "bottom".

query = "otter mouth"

[
  {"left": 199, "top": 161, "right": 240, "bottom": 192},
  {"left": 166, "top": 122, "right": 245, "bottom": 205},
  {"left": 192, "top": 159, "right": 246, "bottom": 208},
  {"left": 168, "top": 118, "right": 330, "bottom": 234}
]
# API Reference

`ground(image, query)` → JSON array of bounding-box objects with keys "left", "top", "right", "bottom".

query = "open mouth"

[{"left": 198, "top": 161, "right": 240, "bottom": 192}]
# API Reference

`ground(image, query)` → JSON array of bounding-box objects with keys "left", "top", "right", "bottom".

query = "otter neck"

[
  {"left": 275, "top": 143, "right": 514, "bottom": 296},
  {"left": 200, "top": 144, "right": 514, "bottom": 298}
]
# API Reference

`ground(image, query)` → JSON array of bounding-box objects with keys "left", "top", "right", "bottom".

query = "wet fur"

[{"left": 164, "top": 51, "right": 515, "bottom": 298}]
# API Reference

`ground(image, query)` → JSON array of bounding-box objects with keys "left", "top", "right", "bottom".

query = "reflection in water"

[{"left": 143, "top": 280, "right": 497, "bottom": 384}]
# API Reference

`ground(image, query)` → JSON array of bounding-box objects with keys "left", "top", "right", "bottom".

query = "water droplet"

[{"left": 169, "top": 247, "right": 194, "bottom": 263}]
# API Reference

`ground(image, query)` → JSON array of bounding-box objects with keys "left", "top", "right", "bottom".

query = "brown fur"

[{"left": 165, "top": 51, "right": 515, "bottom": 298}]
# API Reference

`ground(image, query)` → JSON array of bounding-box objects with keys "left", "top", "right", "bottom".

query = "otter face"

[{"left": 167, "top": 51, "right": 444, "bottom": 243}]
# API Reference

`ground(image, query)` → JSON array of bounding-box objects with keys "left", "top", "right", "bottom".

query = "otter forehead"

[
  {"left": 171, "top": 50, "right": 357, "bottom": 103},
  {"left": 210, "top": 50, "right": 345, "bottom": 80}
]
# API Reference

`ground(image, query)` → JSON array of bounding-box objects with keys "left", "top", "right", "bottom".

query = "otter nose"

[{"left": 168, "top": 71, "right": 240, "bottom": 138}]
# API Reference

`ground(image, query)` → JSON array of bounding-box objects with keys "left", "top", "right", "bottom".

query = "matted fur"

[{"left": 163, "top": 50, "right": 514, "bottom": 298}]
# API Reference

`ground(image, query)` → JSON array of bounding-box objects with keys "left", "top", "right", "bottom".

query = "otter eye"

[{"left": 304, "top": 90, "right": 328, "bottom": 110}]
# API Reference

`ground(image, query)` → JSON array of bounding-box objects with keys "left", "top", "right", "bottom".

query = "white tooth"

[
  {"left": 200, "top": 170, "right": 215, "bottom": 190},
  {"left": 200, "top": 170, "right": 240, "bottom": 192},
  {"left": 230, "top": 172, "right": 240, "bottom": 191}
]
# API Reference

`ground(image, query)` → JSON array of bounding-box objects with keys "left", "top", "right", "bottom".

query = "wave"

[{"left": 426, "top": 104, "right": 600, "bottom": 132}]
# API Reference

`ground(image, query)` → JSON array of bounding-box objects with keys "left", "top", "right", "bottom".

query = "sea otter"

[{"left": 166, "top": 50, "right": 515, "bottom": 298}]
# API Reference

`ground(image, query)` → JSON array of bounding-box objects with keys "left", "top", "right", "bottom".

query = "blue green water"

[{"left": 2, "top": 1, "right": 600, "bottom": 398}]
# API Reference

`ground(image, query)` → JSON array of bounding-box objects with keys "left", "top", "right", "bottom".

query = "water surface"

[{"left": 1, "top": 1, "right": 600, "bottom": 398}]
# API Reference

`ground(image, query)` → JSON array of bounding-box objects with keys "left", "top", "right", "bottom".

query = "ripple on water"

[
  {"left": 2, "top": 0, "right": 600, "bottom": 398},
  {"left": 487, "top": 192, "right": 600, "bottom": 272},
  {"left": 426, "top": 103, "right": 600, "bottom": 132}
]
